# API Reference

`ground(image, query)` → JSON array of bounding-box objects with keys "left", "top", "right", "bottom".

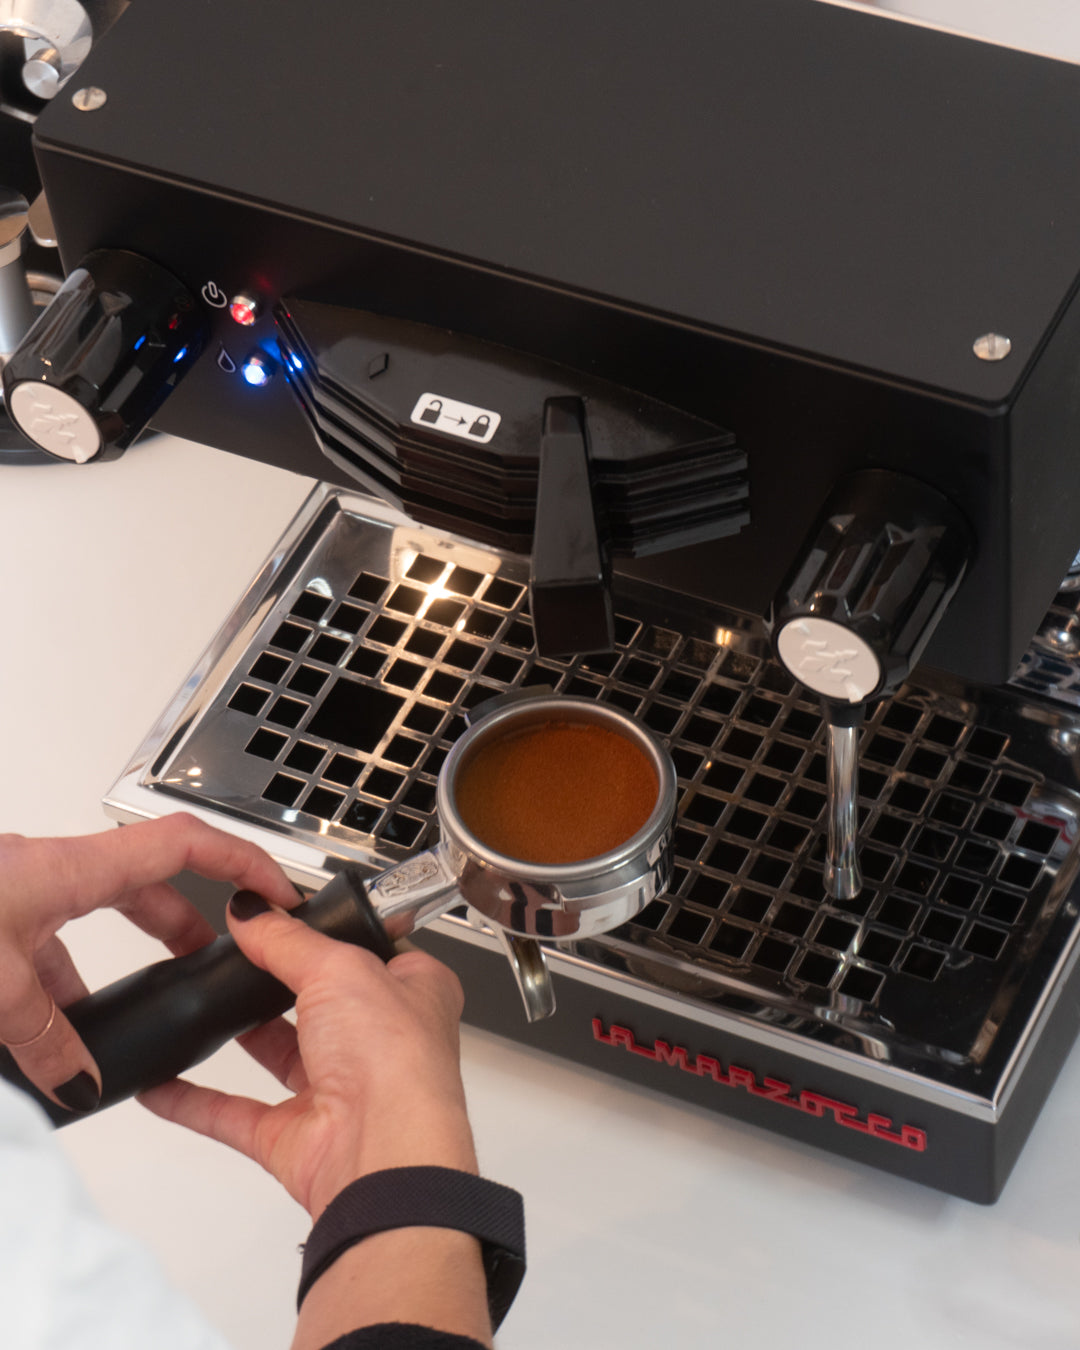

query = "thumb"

[{"left": 225, "top": 890, "right": 386, "bottom": 997}]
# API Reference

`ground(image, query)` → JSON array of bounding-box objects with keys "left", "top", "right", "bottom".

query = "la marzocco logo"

[{"left": 592, "top": 1019, "right": 928, "bottom": 1153}]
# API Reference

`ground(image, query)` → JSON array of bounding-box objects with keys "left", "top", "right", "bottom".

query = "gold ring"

[{"left": 2, "top": 995, "right": 58, "bottom": 1050}]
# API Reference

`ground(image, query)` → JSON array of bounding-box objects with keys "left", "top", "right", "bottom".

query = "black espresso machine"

[{"left": 7, "top": 0, "right": 1080, "bottom": 1203}]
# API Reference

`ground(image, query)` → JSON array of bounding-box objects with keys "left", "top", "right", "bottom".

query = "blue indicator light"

[
  {"left": 133, "top": 335, "right": 147, "bottom": 352},
  {"left": 173, "top": 346, "right": 188, "bottom": 364},
  {"left": 288, "top": 351, "right": 304, "bottom": 372},
  {"left": 242, "top": 355, "right": 272, "bottom": 387}
]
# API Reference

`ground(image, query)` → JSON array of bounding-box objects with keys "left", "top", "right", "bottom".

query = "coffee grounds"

[{"left": 455, "top": 720, "right": 658, "bottom": 864}]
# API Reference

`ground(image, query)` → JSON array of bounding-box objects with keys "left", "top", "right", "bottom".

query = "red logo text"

[{"left": 592, "top": 1018, "right": 928, "bottom": 1153}]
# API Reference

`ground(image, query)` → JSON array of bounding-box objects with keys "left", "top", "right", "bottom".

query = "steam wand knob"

[{"left": 767, "top": 469, "right": 973, "bottom": 899}]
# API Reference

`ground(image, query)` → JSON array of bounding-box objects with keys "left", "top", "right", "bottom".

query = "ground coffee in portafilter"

[{"left": 454, "top": 720, "right": 659, "bottom": 864}]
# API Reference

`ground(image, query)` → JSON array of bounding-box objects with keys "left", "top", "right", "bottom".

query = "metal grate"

[{"left": 135, "top": 489, "right": 1080, "bottom": 1085}]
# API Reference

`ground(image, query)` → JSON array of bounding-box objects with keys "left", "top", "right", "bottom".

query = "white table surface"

[{"left": 6, "top": 5, "right": 1080, "bottom": 1347}]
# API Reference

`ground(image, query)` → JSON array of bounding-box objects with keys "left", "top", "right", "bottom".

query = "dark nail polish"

[
  {"left": 228, "top": 889, "right": 272, "bottom": 922},
  {"left": 54, "top": 1071, "right": 101, "bottom": 1114}
]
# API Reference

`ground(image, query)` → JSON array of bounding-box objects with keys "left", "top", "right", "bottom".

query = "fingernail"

[
  {"left": 54, "top": 1071, "right": 101, "bottom": 1113},
  {"left": 228, "top": 890, "right": 272, "bottom": 922}
]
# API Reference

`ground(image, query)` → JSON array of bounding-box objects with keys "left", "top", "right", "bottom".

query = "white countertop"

[{"left": 1, "top": 433, "right": 1079, "bottom": 1350}]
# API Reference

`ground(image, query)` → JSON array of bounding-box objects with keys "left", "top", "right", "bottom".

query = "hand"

[
  {"left": 0, "top": 813, "right": 299, "bottom": 1114},
  {"left": 138, "top": 895, "right": 478, "bottom": 1220}
]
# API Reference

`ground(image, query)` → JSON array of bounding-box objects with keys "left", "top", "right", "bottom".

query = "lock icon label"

[{"left": 410, "top": 393, "right": 501, "bottom": 443}]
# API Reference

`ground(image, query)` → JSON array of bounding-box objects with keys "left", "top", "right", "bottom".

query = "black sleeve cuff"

[
  {"left": 319, "top": 1324, "right": 490, "bottom": 1350},
  {"left": 299, "top": 1166, "right": 526, "bottom": 1333}
]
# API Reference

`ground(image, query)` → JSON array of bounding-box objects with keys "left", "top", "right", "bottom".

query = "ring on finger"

[{"left": 1, "top": 995, "right": 58, "bottom": 1049}]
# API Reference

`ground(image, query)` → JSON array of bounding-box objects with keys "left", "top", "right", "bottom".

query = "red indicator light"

[{"left": 229, "top": 294, "right": 259, "bottom": 326}]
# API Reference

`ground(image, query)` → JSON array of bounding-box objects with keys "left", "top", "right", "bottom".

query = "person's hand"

[
  {"left": 0, "top": 813, "right": 299, "bottom": 1114},
  {"left": 138, "top": 894, "right": 478, "bottom": 1220}
]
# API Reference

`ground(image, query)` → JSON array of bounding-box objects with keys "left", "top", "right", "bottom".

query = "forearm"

[
  {"left": 291, "top": 1227, "right": 492, "bottom": 1350},
  {"left": 292, "top": 1094, "right": 494, "bottom": 1349}
]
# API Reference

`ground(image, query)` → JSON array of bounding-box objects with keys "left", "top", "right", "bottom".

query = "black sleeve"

[{"left": 319, "top": 1324, "right": 490, "bottom": 1350}]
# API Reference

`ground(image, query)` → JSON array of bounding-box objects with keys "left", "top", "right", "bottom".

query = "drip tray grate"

[{"left": 113, "top": 485, "right": 1080, "bottom": 1109}]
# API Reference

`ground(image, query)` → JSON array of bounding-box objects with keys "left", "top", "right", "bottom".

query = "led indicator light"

[
  {"left": 133, "top": 335, "right": 146, "bottom": 352},
  {"left": 229, "top": 294, "right": 259, "bottom": 326},
  {"left": 242, "top": 353, "right": 273, "bottom": 386},
  {"left": 173, "top": 346, "right": 188, "bottom": 364}
]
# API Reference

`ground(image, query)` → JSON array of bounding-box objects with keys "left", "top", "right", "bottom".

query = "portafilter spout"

[{"left": 0, "top": 696, "right": 675, "bottom": 1126}]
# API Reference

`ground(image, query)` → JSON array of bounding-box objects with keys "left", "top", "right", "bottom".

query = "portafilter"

[{"left": 0, "top": 693, "right": 676, "bottom": 1125}]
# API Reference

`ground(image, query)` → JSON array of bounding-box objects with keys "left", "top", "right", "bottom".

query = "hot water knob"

[
  {"left": 767, "top": 469, "right": 973, "bottom": 897},
  {"left": 1, "top": 249, "right": 207, "bottom": 462}
]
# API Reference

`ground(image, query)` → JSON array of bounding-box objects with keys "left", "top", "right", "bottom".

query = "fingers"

[
  {"left": 26, "top": 813, "right": 300, "bottom": 933},
  {"left": 225, "top": 893, "right": 385, "bottom": 997},
  {"left": 226, "top": 897, "right": 468, "bottom": 1055},
  {"left": 34, "top": 934, "right": 91, "bottom": 1008},
  {"left": 0, "top": 957, "right": 100, "bottom": 1112},
  {"left": 113, "top": 879, "right": 220, "bottom": 957},
  {"left": 388, "top": 947, "right": 466, "bottom": 1022},
  {"left": 0, "top": 814, "right": 297, "bottom": 1113},
  {"left": 137, "top": 1078, "right": 270, "bottom": 1163},
  {"left": 236, "top": 1016, "right": 308, "bottom": 1094}
]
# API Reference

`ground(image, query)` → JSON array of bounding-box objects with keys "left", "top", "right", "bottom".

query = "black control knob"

[
  {"left": 768, "top": 469, "right": 973, "bottom": 901},
  {"left": 768, "top": 469, "right": 973, "bottom": 706},
  {"left": 1, "top": 249, "right": 207, "bottom": 463}
]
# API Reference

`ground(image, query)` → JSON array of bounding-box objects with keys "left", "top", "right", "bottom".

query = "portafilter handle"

[
  {"left": 0, "top": 848, "right": 557, "bottom": 1129},
  {"left": 0, "top": 867, "right": 398, "bottom": 1128},
  {"left": 0, "top": 693, "right": 673, "bottom": 1127},
  {"left": 767, "top": 468, "right": 973, "bottom": 899}
]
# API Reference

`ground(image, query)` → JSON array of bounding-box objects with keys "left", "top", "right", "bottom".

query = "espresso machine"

[{"left": 6, "top": 0, "right": 1080, "bottom": 1203}]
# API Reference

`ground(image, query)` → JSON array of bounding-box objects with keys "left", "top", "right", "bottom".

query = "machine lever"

[{"left": 530, "top": 396, "right": 614, "bottom": 657}]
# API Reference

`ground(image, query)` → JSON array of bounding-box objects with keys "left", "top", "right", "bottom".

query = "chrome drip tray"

[{"left": 107, "top": 484, "right": 1080, "bottom": 1199}]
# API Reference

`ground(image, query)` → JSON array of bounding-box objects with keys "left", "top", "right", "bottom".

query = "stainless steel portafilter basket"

[{"left": 372, "top": 692, "right": 677, "bottom": 1017}]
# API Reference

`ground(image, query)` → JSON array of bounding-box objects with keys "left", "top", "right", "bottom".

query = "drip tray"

[{"left": 107, "top": 483, "right": 1080, "bottom": 1202}]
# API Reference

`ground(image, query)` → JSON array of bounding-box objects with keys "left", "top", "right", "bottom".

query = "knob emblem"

[
  {"left": 8, "top": 384, "right": 100, "bottom": 462},
  {"left": 776, "top": 617, "right": 881, "bottom": 702}
]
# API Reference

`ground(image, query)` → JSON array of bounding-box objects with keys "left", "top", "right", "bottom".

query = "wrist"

[
  {"left": 309, "top": 1103, "right": 479, "bottom": 1220},
  {"left": 295, "top": 1166, "right": 527, "bottom": 1345}
]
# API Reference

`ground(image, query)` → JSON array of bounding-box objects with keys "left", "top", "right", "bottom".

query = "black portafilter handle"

[
  {"left": 767, "top": 468, "right": 974, "bottom": 708},
  {"left": 0, "top": 867, "right": 395, "bottom": 1128}
]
